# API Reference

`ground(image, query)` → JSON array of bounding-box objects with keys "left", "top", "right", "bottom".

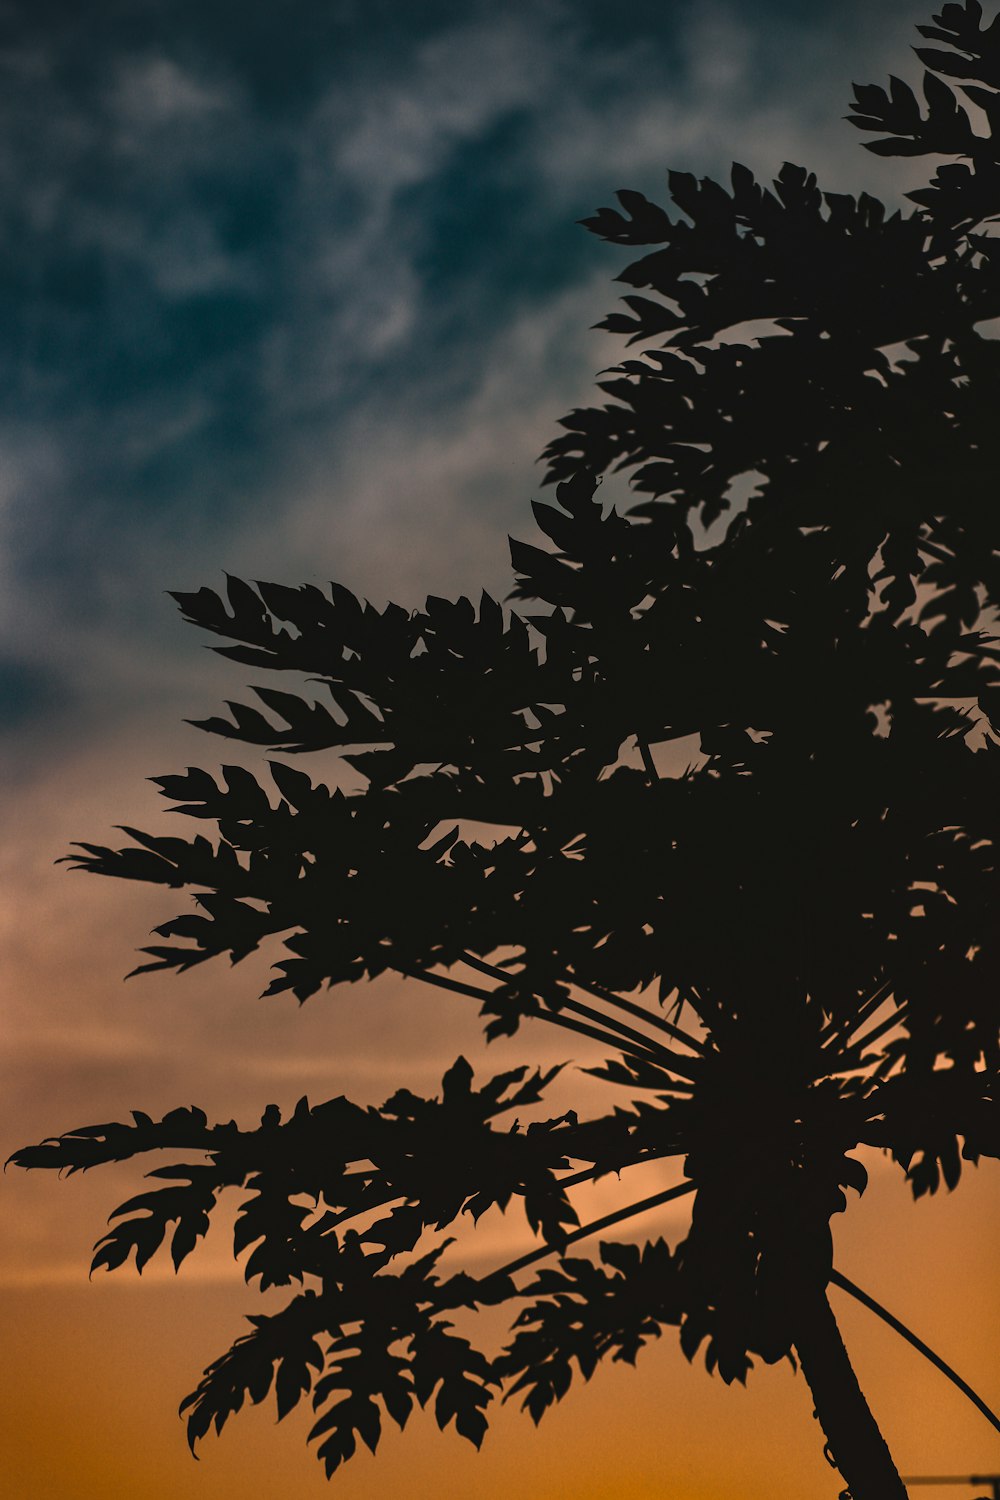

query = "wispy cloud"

[{"left": 111, "top": 55, "right": 234, "bottom": 129}]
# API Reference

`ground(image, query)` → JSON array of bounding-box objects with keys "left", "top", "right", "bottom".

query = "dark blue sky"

[{"left": 0, "top": 0, "right": 935, "bottom": 766}]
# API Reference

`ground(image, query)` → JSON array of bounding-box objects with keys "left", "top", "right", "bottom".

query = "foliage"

[{"left": 13, "top": 3, "right": 1000, "bottom": 1489}]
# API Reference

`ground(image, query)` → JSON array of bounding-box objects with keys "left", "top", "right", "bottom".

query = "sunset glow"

[{"left": 4, "top": 2, "right": 1000, "bottom": 1496}]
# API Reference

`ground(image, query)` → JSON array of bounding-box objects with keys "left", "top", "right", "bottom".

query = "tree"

[{"left": 13, "top": 3, "right": 1000, "bottom": 1496}]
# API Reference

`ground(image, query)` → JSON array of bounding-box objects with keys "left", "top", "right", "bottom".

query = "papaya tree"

[{"left": 14, "top": 4, "right": 1000, "bottom": 1496}]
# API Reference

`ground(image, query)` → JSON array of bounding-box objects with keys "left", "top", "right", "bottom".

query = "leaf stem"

[
  {"left": 556, "top": 1151, "right": 681, "bottom": 1191},
  {"left": 830, "top": 1269, "right": 1000, "bottom": 1437},
  {"left": 843, "top": 1004, "right": 908, "bottom": 1058},
  {"left": 458, "top": 952, "right": 701, "bottom": 1078},
  {"left": 638, "top": 739, "right": 659, "bottom": 783},
  {"left": 400, "top": 966, "right": 672, "bottom": 1066},
  {"left": 559, "top": 993, "right": 696, "bottom": 1072},
  {"left": 297, "top": 1157, "right": 682, "bottom": 1270},
  {"left": 483, "top": 1179, "right": 695, "bottom": 1287},
  {"left": 570, "top": 973, "right": 705, "bottom": 1052},
  {"left": 820, "top": 978, "right": 894, "bottom": 1050}
]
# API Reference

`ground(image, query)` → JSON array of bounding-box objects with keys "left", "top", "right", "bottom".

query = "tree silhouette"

[{"left": 14, "top": 4, "right": 1000, "bottom": 1496}]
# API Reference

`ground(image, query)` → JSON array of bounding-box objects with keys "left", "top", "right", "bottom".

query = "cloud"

[
  {"left": 111, "top": 55, "right": 233, "bottom": 129},
  {"left": 533, "top": 0, "right": 934, "bottom": 206},
  {"left": 244, "top": 270, "right": 613, "bottom": 607},
  {"left": 0, "top": 8, "right": 584, "bottom": 756},
  {"left": 332, "top": 15, "right": 555, "bottom": 197},
  {"left": 251, "top": 10, "right": 568, "bottom": 400},
  {"left": 0, "top": 0, "right": 944, "bottom": 781}
]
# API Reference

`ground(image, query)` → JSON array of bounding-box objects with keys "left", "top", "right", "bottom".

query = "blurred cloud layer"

[{"left": 2, "top": 0, "right": 928, "bottom": 756}]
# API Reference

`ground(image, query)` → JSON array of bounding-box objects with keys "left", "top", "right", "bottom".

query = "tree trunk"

[{"left": 792, "top": 1286, "right": 908, "bottom": 1500}]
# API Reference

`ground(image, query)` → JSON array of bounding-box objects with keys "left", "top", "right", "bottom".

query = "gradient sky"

[{"left": 4, "top": 2, "right": 1000, "bottom": 1496}]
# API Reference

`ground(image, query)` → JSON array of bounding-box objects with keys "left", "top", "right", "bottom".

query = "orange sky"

[
  {"left": 4, "top": 737, "right": 1000, "bottom": 1498},
  {"left": 4, "top": 1153, "right": 1000, "bottom": 1498}
]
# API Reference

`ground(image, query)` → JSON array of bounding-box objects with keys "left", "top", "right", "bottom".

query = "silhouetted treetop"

[{"left": 13, "top": 7, "right": 1000, "bottom": 1498}]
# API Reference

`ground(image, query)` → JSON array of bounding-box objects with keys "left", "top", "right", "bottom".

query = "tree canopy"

[{"left": 14, "top": 4, "right": 1000, "bottom": 1497}]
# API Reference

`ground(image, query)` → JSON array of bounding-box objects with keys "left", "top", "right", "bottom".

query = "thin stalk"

[
  {"left": 638, "top": 739, "right": 659, "bottom": 783},
  {"left": 555, "top": 1151, "right": 681, "bottom": 1191},
  {"left": 824, "top": 1010, "right": 908, "bottom": 1081},
  {"left": 830, "top": 1269, "right": 1000, "bottom": 1436},
  {"left": 570, "top": 973, "right": 706, "bottom": 1053},
  {"left": 820, "top": 978, "right": 895, "bottom": 1050},
  {"left": 843, "top": 1005, "right": 908, "bottom": 1058},
  {"left": 458, "top": 952, "right": 519, "bottom": 983},
  {"left": 458, "top": 952, "right": 701, "bottom": 1078},
  {"left": 299, "top": 1155, "right": 682, "bottom": 1263},
  {"left": 559, "top": 993, "right": 697, "bottom": 1073},
  {"left": 399, "top": 965, "right": 671, "bottom": 1066},
  {"left": 314, "top": 1176, "right": 697, "bottom": 1339},
  {"left": 481, "top": 1179, "right": 695, "bottom": 1287},
  {"left": 917, "top": 543, "right": 955, "bottom": 570}
]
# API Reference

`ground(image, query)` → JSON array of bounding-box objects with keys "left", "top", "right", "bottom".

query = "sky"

[{"left": 4, "top": 1, "right": 1000, "bottom": 1496}]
